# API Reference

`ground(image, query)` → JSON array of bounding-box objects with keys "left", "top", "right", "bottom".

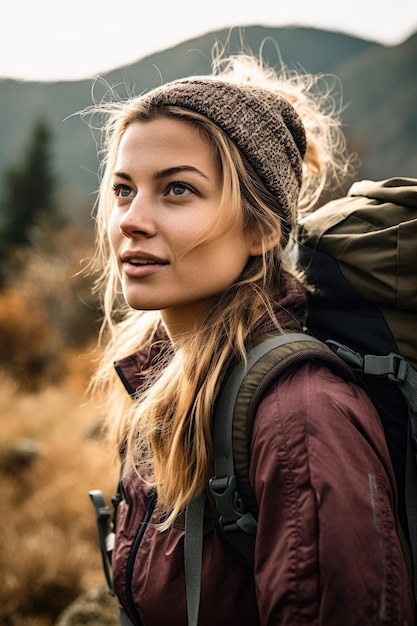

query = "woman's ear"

[{"left": 248, "top": 229, "right": 281, "bottom": 256}]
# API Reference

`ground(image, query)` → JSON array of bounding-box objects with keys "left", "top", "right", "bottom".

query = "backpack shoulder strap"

[
  {"left": 209, "top": 331, "right": 355, "bottom": 568},
  {"left": 184, "top": 493, "right": 206, "bottom": 626}
]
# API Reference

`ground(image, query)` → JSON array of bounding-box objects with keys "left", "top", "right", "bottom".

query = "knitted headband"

[{"left": 142, "top": 78, "right": 307, "bottom": 238}]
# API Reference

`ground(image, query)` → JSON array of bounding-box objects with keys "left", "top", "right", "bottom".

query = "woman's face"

[{"left": 108, "top": 117, "right": 260, "bottom": 336}]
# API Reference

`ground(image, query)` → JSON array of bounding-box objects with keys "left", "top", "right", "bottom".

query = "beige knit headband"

[{"left": 143, "top": 78, "right": 307, "bottom": 238}]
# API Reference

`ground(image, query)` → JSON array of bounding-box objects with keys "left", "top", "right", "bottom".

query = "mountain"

[{"left": 0, "top": 25, "right": 416, "bottom": 218}]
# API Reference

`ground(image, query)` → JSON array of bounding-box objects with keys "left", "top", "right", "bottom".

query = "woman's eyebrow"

[
  {"left": 112, "top": 171, "right": 132, "bottom": 181},
  {"left": 153, "top": 165, "right": 209, "bottom": 181},
  {"left": 112, "top": 165, "right": 210, "bottom": 182}
]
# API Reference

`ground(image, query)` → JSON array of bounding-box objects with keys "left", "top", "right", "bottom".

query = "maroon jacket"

[{"left": 112, "top": 294, "right": 414, "bottom": 625}]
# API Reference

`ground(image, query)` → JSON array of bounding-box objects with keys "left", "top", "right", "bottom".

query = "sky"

[{"left": 2, "top": 0, "right": 417, "bottom": 82}]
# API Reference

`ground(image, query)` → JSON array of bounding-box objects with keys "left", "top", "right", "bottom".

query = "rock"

[
  {"left": 55, "top": 586, "right": 120, "bottom": 626},
  {"left": 0, "top": 437, "right": 44, "bottom": 473}
]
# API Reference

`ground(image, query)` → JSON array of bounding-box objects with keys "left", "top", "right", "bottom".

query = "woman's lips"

[{"left": 121, "top": 251, "right": 169, "bottom": 278}]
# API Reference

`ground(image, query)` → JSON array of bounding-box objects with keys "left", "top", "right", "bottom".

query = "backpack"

[
  {"left": 90, "top": 177, "right": 417, "bottom": 626},
  {"left": 204, "top": 176, "right": 417, "bottom": 610}
]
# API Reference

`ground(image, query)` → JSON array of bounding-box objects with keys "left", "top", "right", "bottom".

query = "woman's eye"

[
  {"left": 112, "top": 183, "right": 135, "bottom": 198},
  {"left": 167, "top": 182, "right": 194, "bottom": 196}
]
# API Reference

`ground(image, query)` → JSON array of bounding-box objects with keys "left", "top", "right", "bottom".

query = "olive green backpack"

[
  {"left": 204, "top": 177, "right": 417, "bottom": 622},
  {"left": 297, "top": 176, "right": 417, "bottom": 552}
]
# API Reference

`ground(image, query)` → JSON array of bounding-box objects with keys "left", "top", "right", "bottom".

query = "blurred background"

[{"left": 0, "top": 1, "right": 416, "bottom": 623}]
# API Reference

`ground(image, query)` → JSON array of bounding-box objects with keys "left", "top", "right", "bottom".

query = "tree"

[{"left": 0, "top": 116, "right": 58, "bottom": 250}]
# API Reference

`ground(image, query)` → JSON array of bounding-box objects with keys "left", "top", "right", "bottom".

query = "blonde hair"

[{"left": 86, "top": 51, "right": 353, "bottom": 527}]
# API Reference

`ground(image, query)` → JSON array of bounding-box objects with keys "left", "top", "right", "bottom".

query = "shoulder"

[
  {"left": 251, "top": 359, "right": 392, "bottom": 481},
  {"left": 248, "top": 362, "right": 413, "bottom": 625},
  {"left": 256, "top": 358, "right": 381, "bottom": 432}
]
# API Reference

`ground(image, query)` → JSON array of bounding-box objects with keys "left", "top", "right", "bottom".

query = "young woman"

[{"left": 87, "top": 53, "right": 413, "bottom": 625}]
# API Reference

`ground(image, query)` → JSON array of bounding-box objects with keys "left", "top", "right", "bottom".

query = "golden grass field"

[
  {"left": 0, "top": 225, "right": 120, "bottom": 624},
  {"left": 0, "top": 347, "right": 119, "bottom": 625}
]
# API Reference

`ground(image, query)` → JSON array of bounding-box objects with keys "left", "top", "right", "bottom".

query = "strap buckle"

[
  {"left": 209, "top": 475, "right": 257, "bottom": 534},
  {"left": 326, "top": 340, "right": 408, "bottom": 383}
]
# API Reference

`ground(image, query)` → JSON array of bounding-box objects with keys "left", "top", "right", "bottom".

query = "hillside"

[{"left": 0, "top": 25, "right": 416, "bottom": 218}]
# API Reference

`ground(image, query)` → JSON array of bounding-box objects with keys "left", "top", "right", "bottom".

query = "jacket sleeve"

[{"left": 249, "top": 360, "right": 414, "bottom": 626}]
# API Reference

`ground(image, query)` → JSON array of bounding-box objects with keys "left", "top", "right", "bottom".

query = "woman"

[{"left": 87, "top": 53, "right": 413, "bottom": 624}]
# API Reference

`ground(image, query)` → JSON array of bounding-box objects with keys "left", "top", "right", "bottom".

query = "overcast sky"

[{"left": 2, "top": 0, "right": 417, "bottom": 82}]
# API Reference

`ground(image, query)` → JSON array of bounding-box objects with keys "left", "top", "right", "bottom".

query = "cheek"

[
  {"left": 183, "top": 236, "right": 250, "bottom": 285},
  {"left": 107, "top": 212, "right": 121, "bottom": 253},
  {"left": 106, "top": 215, "right": 125, "bottom": 282}
]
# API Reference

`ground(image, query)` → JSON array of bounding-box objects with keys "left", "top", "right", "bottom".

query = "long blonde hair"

[{"left": 86, "top": 51, "right": 353, "bottom": 527}]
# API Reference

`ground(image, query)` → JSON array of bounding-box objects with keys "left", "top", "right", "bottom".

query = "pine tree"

[{"left": 0, "top": 116, "right": 58, "bottom": 249}]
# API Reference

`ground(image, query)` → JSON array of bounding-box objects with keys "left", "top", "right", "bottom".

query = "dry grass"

[
  {"left": 0, "top": 222, "right": 120, "bottom": 624},
  {"left": 0, "top": 350, "right": 118, "bottom": 625}
]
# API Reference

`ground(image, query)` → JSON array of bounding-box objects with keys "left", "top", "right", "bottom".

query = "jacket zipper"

[{"left": 125, "top": 488, "right": 157, "bottom": 624}]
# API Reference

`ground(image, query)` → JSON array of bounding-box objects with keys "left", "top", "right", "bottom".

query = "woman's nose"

[{"left": 118, "top": 195, "right": 156, "bottom": 238}]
